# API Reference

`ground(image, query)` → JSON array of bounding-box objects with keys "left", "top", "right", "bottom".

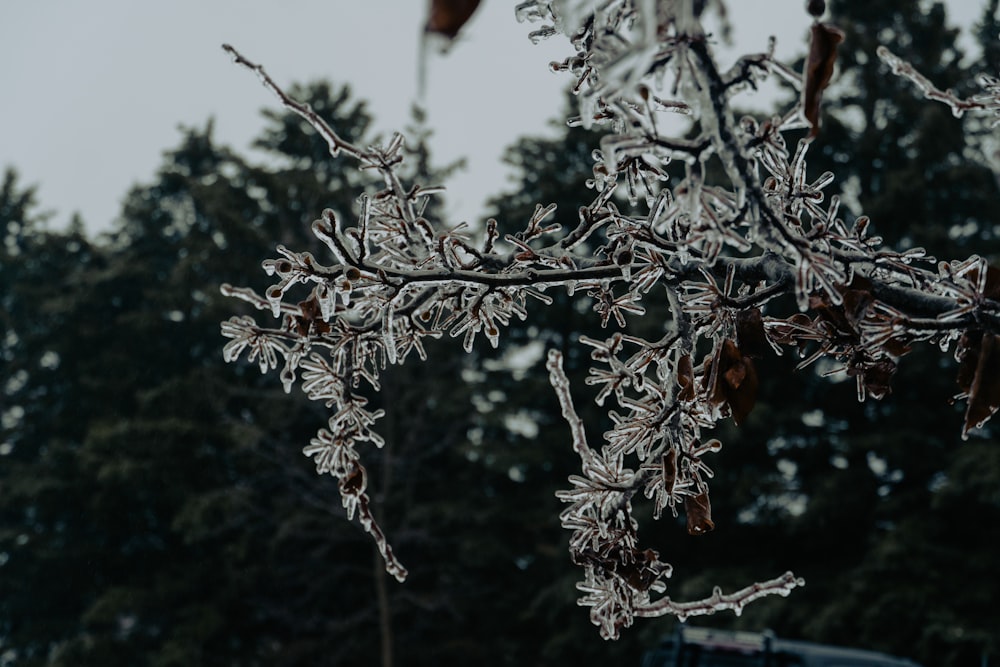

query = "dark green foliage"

[{"left": 0, "top": 88, "right": 499, "bottom": 666}]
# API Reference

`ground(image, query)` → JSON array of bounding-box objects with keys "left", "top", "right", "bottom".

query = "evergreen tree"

[
  {"left": 0, "top": 168, "right": 102, "bottom": 662},
  {"left": 6, "top": 4, "right": 1000, "bottom": 664},
  {"left": 0, "top": 86, "right": 496, "bottom": 666}
]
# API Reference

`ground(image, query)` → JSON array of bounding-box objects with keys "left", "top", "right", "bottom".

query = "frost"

[{"left": 219, "top": 0, "right": 1000, "bottom": 641}]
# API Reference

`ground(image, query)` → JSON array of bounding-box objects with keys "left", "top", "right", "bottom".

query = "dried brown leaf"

[
  {"left": 802, "top": 22, "right": 845, "bottom": 138},
  {"left": 882, "top": 336, "right": 913, "bottom": 358},
  {"left": 340, "top": 465, "right": 367, "bottom": 496},
  {"left": 425, "top": 0, "right": 482, "bottom": 38},
  {"left": 684, "top": 492, "right": 715, "bottom": 535},
  {"left": 736, "top": 308, "right": 768, "bottom": 359},
  {"left": 676, "top": 354, "right": 696, "bottom": 401},
  {"left": 862, "top": 359, "right": 896, "bottom": 400},
  {"left": 727, "top": 358, "right": 758, "bottom": 425},
  {"left": 768, "top": 313, "right": 816, "bottom": 350},
  {"left": 295, "top": 295, "right": 331, "bottom": 336},
  {"left": 956, "top": 330, "right": 981, "bottom": 395},
  {"left": 807, "top": 0, "right": 826, "bottom": 17},
  {"left": 839, "top": 277, "right": 874, "bottom": 326},
  {"left": 661, "top": 448, "right": 677, "bottom": 492},
  {"left": 965, "top": 264, "right": 1000, "bottom": 300},
  {"left": 619, "top": 548, "right": 663, "bottom": 592},
  {"left": 958, "top": 330, "right": 1000, "bottom": 436},
  {"left": 709, "top": 339, "right": 759, "bottom": 425}
]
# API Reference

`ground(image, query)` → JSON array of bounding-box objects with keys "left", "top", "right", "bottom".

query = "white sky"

[{"left": 0, "top": 1, "right": 988, "bottom": 234}]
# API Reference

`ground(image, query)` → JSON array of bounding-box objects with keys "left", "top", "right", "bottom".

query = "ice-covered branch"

[
  {"left": 878, "top": 45, "right": 1000, "bottom": 123},
  {"left": 220, "top": 0, "right": 1000, "bottom": 640},
  {"left": 635, "top": 571, "right": 805, "bottom": 621},
  {"left": 222, "top": 44, "right": 367, "bottom": 162}
]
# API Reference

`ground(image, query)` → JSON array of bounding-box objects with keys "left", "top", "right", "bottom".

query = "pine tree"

[{"left": 1, "top": 88, "right": 490, "bottom": 666}]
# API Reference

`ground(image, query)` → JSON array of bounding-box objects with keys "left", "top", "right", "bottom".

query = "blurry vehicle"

[{"left": 641, "top": 625, "right": 924, "bottom": 667}]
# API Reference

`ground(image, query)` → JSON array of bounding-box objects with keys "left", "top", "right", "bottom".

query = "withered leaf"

[
  {"left": 736, "top": 308, "right": 768, "bottom": 359},
  {"left": 295, "top": 295, "right": 331, "bottom": 336},
  {"left": 956, "top": 330, "right": 981, "bottom": 395},
  {"left": 619, "top": 548, "right": 662, "bottom": 592},
  {"left": 425, "top": 0, "right": 482, "bottom": 38},
  {"left": 661, "top": 448, "right": 677, "bottom": 492},
  {"left": 986, "top": 265, "right": 1000, "bottom": 300},
  {"left": 768, "top": 313, "right": 815, "bottom": 351},
  {"left": 965, "top": 264, "right": 1000, "bottom": 300},
  {"left": 709, "top": 339, "right": 759, "bottom": 425},
  {"left": 954, "top": 266, "right": 1000, "bottom": 436},
  {"left": 684, "top": 492, "right": 715, "bottom": 535},
  {"left": 862, "top": 359, "right": 896, "bottom": 400},
  {"left": 723, "top": 359, "right": 747, "bottom": 389},
  {"left": 882, "top": 337, "right": 913, "bottom": 358},
  {"left": 704, "top": 339, "right": 739, "bottom": 404},
  {"left": 957, "top": 330, "right": 1000, "bottom": 437},
  {"left": 839, "top": 277, "right": 874, "bottom": 326},
  {"left": 676, "top": 354, "right": 696, "bottom": 401},
  {"left": 802, "top": 21, "right": 845, "bottom": 139},
  {"left": 809, "top": 276, "right": 875, "bottom": 340},
  {"left": 573, "top": 544, "right": 664, "bottom": 592},
  {"left": 340, "top": 465, "right": 367, "bottom": 496}
]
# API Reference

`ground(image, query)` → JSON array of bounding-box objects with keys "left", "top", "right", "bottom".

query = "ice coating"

[{"left": 219, "top": 0, "right": 1000, "bottom": 639}]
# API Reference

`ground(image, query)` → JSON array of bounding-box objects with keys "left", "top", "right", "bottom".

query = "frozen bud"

[
  {"left": 345, "top": 266, "right": 362, "bottom": 281},
  {"left": 312, "top": 218, "right": 333, "bottom": 237},
  {"left": 704, "top": 439, "right": 722, "bottom": 452}
]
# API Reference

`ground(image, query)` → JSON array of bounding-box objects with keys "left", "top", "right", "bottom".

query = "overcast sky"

[{"left": 0, "top": 2, "right": 989, "bottom": 235}]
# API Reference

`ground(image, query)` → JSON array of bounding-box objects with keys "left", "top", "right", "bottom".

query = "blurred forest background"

[{"left": 3, "top": 1, "right": 1000, "bottom": 665}]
